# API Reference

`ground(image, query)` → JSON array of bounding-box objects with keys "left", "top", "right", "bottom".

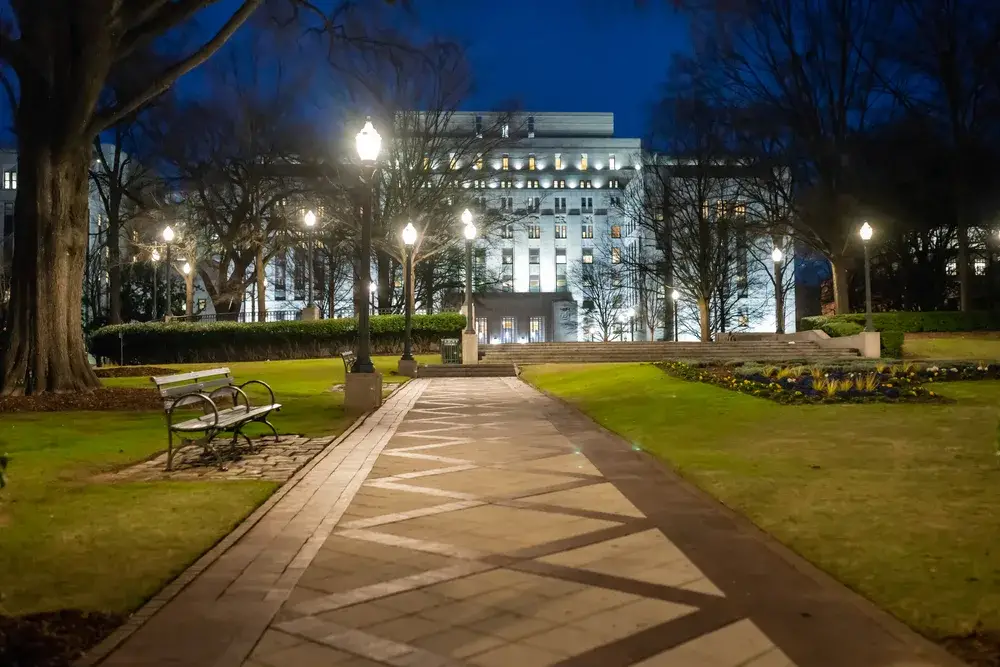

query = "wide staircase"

[
  {"left": 480, "top": 341, "right": 860, "bottom": 365},
  {"left": 417, "top": 363, "right": 519, "bottom": 378}
]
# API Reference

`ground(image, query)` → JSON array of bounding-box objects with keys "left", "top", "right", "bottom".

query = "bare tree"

[{"left": 567, "top": 250, "right": 629, "bottom": 343}]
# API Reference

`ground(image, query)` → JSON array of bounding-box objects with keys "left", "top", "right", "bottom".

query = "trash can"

[{"left": 440, "top": 338, "right": 461, "bottom": 364}]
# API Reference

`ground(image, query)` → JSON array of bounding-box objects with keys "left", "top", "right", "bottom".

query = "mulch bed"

[
  {"left": 943, "top": 631, "right": 1000, "bottom": 666},
  {"left": 93, "top": 366, "right": 176, "bottom": 379},
  {"left": 0, "top": 610, "right": 123, "bottom": 667},
  {"left": 0, "top": 387, "right": 161, "bottom": 413}
]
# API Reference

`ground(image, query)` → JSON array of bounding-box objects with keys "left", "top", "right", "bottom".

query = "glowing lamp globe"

[
  {"left": 460, "top": 208, "right": 473, "bottom": 226},
  {"left": 463, "top": 222, "right": 477, "bottom": 240},
  {"left": 151, "top": 250, "right": 161, "bottom": 262},
  {"left": 304, "top": 210, "right": 316, "bottom": 227},
  {"left": 671, "top": 290, "right": 680, "bottom": 301},
  {"left": 860, "top": 221, "right": 873, "bottom": 242},
  {"left": 162, "top": 226, "right": 175, "bottom": 243},
  {"left": 356, "top": 117, "right": 381, "bottom": 163},
  {"left": 402, "top": 222, "right": 417, "bottom": 246},
  {"left": 182, "top": 262, "right": 191, "bottom": 275},
  {"left": 772, "top": 247, "right": 783, "bottom": 263}
]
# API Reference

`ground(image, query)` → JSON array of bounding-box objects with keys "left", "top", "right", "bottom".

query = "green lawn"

[
  {"left": 904, "top": 332, "right": 1000, "bottom": 361},
  {"left": 0, "top": 355, "right": 432, "bottom": 617},
  {"left": 522, "top": 363, "right": 1000, "bottom": 640}
]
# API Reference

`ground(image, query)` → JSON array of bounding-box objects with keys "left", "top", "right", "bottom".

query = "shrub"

[
  {"left": 89, "top": 313, "right": 467, "bottom": 364},
  {"left": 821, "top": 321, "right": 864, "bottom": 338},
  {"left": 801, "top": 311, "right": 1000, "bottom": 334},
  {"left": 881, "top": 332, "right": 905, "bottom": 359}
]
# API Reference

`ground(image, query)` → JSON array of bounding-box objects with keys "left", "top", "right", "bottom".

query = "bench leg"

[
  {"left": 261, "top": 418, "right": 280, "bottom": 442},
  {"left": 166, "top": 428, "right": 174, "bottom": 472}
]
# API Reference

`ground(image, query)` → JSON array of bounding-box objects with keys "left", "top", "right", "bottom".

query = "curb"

[{"left": 75, "top": 409, "right": 375, "bottom": 667}]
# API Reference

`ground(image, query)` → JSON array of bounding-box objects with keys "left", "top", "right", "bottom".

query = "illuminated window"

[
  {"left": 502, "top": 124, "right": 509, "bottom": 138},
  {"left": 580, "top": 180, "right": 592, "bottom": 189},
  {"left": 529, "top": 248, "right": 540, "bottom": 293},
  {"left": 501, "top": 223, "right": 514, "bottom": 239},
  {"left": 611, "top": 225, "right": 621, "bottom": 239},
  {"left": 555, "top": 153, "right": 562, "bottom": 170},
  {"left": 528, "top": 196, "right": 540, "bottom": 211},
  {"left": 528, "top": 154, "right": 535, "bottom": 170},
  {"left": 609, "top": 179, "right": 620, "bottom": 188},
  {"left": 554, "top": 179, "right": 565, "bottom": 189},
  {"left": 529, "top": 316, "right": 545, "bottom": 341},
  {"left": 581, "top": 224, "right": 593, "bottom": 239},
  {"left": 475, "top": 155, "right": 483, "bottom": 170},
  {"left": 501, "top": 180, "right": 513, "bottom": 188},
  {"left": 555, "top": 224, "right": 567, "bottom": 239},
  {"left": 528, "top": 224, "right": 541, "bottom": 239},
  {"left": 609, "top": 154, "right": 616, "bottom": 170},
  {"left": 3, "top": 170, "right": 15, "bottom": 190},
  {"left": 555, "top": 249, "right": 567, "bottom": 292},
  {"left": 501, "top": 316, "right": 516, "bottom": 340},
  {"left": 527, "top": 179, "right": 539, "bottom": 188},
  {"left": 449, "top": 153, "right": 458, "bottom": 170},
  {"left": 423, "top": 156, "right": 430, "bottom": 171},
  {"left": 611, "top": 247, "right": 621, "bottom": 264},
  {"left": 582, "top": 248, "right": 593, "bottom": 263},
  {"left": 734, "top": 202, "right": 746, "bottom": 218},
  {"left": 975, "top": 258, "right": 987, "bottom": 276},
  {"left": 581, "top": 153, "right": 588, "bottom": 170},
  {"left": 502, "top": 154, "right": 509, "bottom": 170}
]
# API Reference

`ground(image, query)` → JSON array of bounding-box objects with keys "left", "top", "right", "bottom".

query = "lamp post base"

[
  {"left": 300, "top": 305, "right": 321, "bottom": 321},
  {"left": 397, "top": 358, "right": 418, "bottom": 377},
  {"left": 344, "top": 371, "right": 383, "bottom": 412},
  {"left": 461, "top": 332, "right": 479, "bottom": 365}
]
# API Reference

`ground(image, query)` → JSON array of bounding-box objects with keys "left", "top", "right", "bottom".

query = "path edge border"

[
  {"left": 75, "top": 409, "right": 376, "bottom": 667},
  {"left": 521, "top": 376, "right": 968, "bottom": 667}
]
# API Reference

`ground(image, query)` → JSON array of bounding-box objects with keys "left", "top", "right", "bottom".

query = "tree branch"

[{"left": 89, "top": 0, "right": 263, "bottom": 134}]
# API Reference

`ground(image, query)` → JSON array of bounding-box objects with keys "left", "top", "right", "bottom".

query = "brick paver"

[{"left": 86, "top": 378, "right": 964, "bottom": 667}]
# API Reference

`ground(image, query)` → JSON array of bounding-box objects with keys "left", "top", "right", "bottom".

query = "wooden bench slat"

[
  {"left": 171, "top": 404, "right": 281, "bottom": 432},
  {"left": 159, "top": 377, "right": 234, "bottom": 398},
  {"left": 151, "top": 368, "right": 232, "bottom": 386}
]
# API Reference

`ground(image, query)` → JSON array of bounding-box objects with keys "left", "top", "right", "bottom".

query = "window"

[
  {"left": 580, "top": 180, "right": 592, "bottom": 189},
  {"left": 611, "top": 247, "right": 621, "bottom": 264},
  {"left": 501, "top": 223, "right": 514, "bottom": 239},
  {"left": 529, "top": 248, "right": 540, "bottom": 293},
  {"left": 555, "top": 224, "right": 567, "bottom": 239},
  {"left": 610, "top": 195, "right": 621, "bottom": 207},
  {"left": 528, "top": 154, "right": 536, "bottom": 170},
  {"left": 582, "top": 248, "right": 593, "bottom": 263},
  {"left": 501, "top": 316, "right": 516, "bottom": 343},
  {"left": 500, "top": 179, "right": 513, "bottom": 188},
  {"left": 734, "top": 202, "right": 746, "bottom": 218},
  {"left": 555, "top": 197, "right": 567, "bottom": 213},
  {"left": 555, "top": 249, "right": 567, "bottom": 292},
  {"left": 553, "top": 179, "right": 566, "bottom": 189},
  {"left": 3, "top": 170, "right": 16, "bottom": 190},
  {"left": 505, "top": 196, "right": 514, "bottom": 209},
  {"left": 197, "top": 298, "right": 207, "bottom": 312},
  {"left": 581, "top": 196, "right": 593, "bottom": 211},
  {"left": 528, "top": 224, "right": 541, "bottom": 239},
  {"left": 609, "top": 179, "right": 620, "bottom": 188},
  {"left": 527, "top": 116, "right": 535, "bottom": 137},
  {"left": 502, "top": 249, "right": 514, "bottom": 291},
  {"left": 946, "top": 260, "right": 958, "bottom": 276},
  {"left": 475, "top": 115, "right": 483, "bottom": 137},
  {"left": 581, "top": 153, "right": 588, "bottom": 170},
  {"left": 274, "top": 252, "right": 287, "bottom": 300},
  {"left": 473, "top": 179, "right": 485, "bottom": 188},
  {"left": 502, "top": 154, "right": 509, "bottom": 170},
  {"left": 423, "top": 156, "right": 430, "bottom": 171},
  {"left": 609, "top": 154, "right": 616, "bottom": 170},
  {"left": 477, "top": 317, "right": 489, "bottom": 344},
  {"left": 581, "top": 224, "right": 593, "bottom": 239},
  {"left": 502, "top": 123, "right": 509, "bottom": 138},
  {"left": 528, "top": 196, "right": 540, "bottom": 211},
  {"left": 475, "top": 155, "right": 483, "bottom": 170},
  {"left": 610, "top": 225, "right": 621, "bottom": 238},
  {"left": 527, "top": 179, "right": 539, "bottom": 188},
  {"left": 975, "top": 258, "right": 987, "bottom": 276},
  {"left": 555, "top": 153, "right": 562, "bottom": 170},
  {"left": 449, "top": 153, "right": 458, "bottom": 170},
  {"left": 529, "top": 317, "right": 545, "bottom": 342}
]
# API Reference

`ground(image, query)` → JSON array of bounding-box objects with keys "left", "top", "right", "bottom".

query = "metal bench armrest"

[
  {"left": 209, "top": 385, "right": 252, "bottom": 412},
  {"left": 167, "top": 392, "right": 220, "bottom": 430},
  {"left": 238, "top": 379, "right": 276, "bottom": 406}
]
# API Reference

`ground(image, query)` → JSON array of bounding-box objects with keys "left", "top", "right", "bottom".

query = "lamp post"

[
  {"left": 860, "top": 221, "right": 874, "bottom": 332},
  {"left": 303, "top": 210, "right": 317, "bottom": 308},
  {"left": 462, "top": 209, "right": 476, "bottom": 334},
  {"left": 182, "top": 261, "right": 193, "bottom": 318},
  {"left": 151, "top": 249, "right": 160, "bottom": 320},
  {"left": 400, "top": 222, "right": 417, "bottom": 374},
  {"left": 162, "top": 226, "right": 175, "bottom": 319},
  {"left": 772, "top": 246, "right": 785, "bottom": 334},
  {"left": 671, "top": 289, "right": 680, "bottom": 342},
  {"left": 353, "top": 117, "right": 381, "bottom": 374}
]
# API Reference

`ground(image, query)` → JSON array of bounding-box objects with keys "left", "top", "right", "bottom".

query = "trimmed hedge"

[
  {"left": 801, "top": 311, "right": 1000, "bottom": 334},
  {"left": 801, "top": 310, "right": 1000, "bottom": 359},
  {"left": 89, "top": 313, "right": 466, "bottom": 364}
]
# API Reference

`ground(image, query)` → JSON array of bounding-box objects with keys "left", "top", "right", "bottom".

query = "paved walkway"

[{"left": 89, "top": 378, "right": 962, "bottom": 667}]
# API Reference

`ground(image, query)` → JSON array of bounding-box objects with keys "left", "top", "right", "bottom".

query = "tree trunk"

[
  {"left": 185, "top": 273, "right": 195, "bottom": 317},
  {"left": 256, "top": 246, "right": 266, "bottom": 322},
  {"left": 957, "top": 222, "right": 970, "bottom": 312},
  {"left": 107, "top": 214, "right": 122, "bottom": 324},
  {"left": 697, "top": 297, "right": 711, "bottom": 342},
  {"left": 422, "top": 260, "right": 434, "bottom": 314},
  {"left": 831, "top": 257, "right": 851, "bottom": 314},
  {"left": 1, "top": 134, "right": 100, "bottom": 394}
]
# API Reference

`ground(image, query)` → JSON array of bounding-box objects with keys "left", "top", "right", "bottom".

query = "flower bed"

[{"left": 656, "top": 361, "right": 952, "bottom": 404}]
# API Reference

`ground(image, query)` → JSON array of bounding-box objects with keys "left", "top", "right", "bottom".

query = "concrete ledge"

[{"left": 344, "top": 371, "right": 383, "bottom": 411}]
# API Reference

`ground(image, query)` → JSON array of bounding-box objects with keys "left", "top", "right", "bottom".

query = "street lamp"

[
  {"left": 772, "top": 247, "right": 785, "bottom": 334},
  {"left": 353, "top": 117, "right": 381, "bottom": 374},
  {"left": 671, "top": 289, "right": 680, "bottom": 342},
  {"left": 151, "top": 249, "right": 160, "bottom": 321},
  {"left": 401, "top": 222, "right": 417, "bottom": 365},
  {"left": 462, "top": 209, "right": 476, "bottom": 336},
  {"left": 369, "top": 281, "right": 377, "bottom": 316},
  {"left": 860, "top": 221, "right": 874, "bottom": 332},
  {"left": 162, "top": 226, "right": 175, "bottom": 318},
  {"left": 303, "top": 210, "right": 317, "bottom": 308}
]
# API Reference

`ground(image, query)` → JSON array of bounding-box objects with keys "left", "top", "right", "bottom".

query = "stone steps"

[{"left": 417, "top": 364, "right": 518, "bottom": 378}]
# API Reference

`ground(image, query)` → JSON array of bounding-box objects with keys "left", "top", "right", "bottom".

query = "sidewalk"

[{"left": 90, "top": 377, "right": 962, "bottom": 667}]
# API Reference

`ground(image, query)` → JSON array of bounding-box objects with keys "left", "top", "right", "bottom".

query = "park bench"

[
  {"left": 341, "top": 350, "right": 356, "bottom": 374},
  {"left": 151, "top": 368, "right": 281, "bottom": 471}
]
